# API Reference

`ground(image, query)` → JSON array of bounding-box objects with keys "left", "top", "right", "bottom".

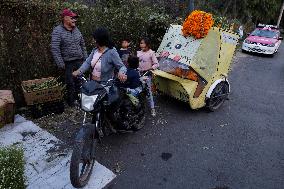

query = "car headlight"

[
  {"left": 81, "top": 93, "right": 98, "bottom": 111},
  {"left": 267, "top": 44, "right": 275, "bottom": 47}
]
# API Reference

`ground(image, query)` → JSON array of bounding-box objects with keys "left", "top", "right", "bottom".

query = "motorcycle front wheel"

[{"left": 70, "top": 131, "right": 96, "bottom": 188}]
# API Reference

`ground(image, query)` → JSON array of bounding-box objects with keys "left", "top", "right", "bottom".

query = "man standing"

[{"left": 51, "top": 9, "right": 88, "bottom": 106}]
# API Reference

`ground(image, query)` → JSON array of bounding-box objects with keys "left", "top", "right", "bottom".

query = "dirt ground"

[{"left": 20, "top": 106, "right": 84, "bottom": 148}]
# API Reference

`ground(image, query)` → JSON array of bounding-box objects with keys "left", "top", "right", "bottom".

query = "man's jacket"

[{"left": 51, "top": 24, "right": 88, "bottom": 68}]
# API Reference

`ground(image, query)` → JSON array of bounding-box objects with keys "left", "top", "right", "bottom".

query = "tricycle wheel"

[{"left": 207, "top": 81, "right": 229, "bottom": 111}]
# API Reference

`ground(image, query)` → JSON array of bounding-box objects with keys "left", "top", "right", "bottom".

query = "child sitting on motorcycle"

[{"left": 119, "top": 56, "right": 142, "bottom": 96}]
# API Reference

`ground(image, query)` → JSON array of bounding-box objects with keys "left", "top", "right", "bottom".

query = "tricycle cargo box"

[
  {"left": 22, "top": 77, "right": 64, "bottom": 105},
  {"left": 154, "top": 25, "right": 239, "bottom": 110}
]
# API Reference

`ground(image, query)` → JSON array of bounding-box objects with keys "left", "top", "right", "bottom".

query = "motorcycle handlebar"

[{"left": 141, "top": 70, "right": 153, "bottom": 77}]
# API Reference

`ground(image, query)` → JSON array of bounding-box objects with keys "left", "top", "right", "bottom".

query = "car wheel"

[{"left": 269, "top": 52, "right": 275, "bottom": 57}]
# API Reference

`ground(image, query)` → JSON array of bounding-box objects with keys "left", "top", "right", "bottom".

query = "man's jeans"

[{"left": 64, "top": 59, "right": 82, "bottom": 106}]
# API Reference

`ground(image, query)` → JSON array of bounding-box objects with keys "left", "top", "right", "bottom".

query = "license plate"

[{"left": 248, "top": 47, "right": 262, "bottom": 52}]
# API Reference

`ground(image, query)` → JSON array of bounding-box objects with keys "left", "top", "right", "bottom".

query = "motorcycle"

[{"left": 70, "top": 72, "right": 150, "bottom": 188}]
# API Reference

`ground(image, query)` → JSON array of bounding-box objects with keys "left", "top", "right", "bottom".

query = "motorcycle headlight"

[
  {"left": 267, "top": 43, "right": 275, "bottom": 47},
  {"left": 81, "top": 93, "right": 98, "bottom": 112}
]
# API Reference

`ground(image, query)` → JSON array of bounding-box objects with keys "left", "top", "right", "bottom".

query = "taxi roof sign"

[{"left": 257, "top": 23, "right": 279, "bottom": 29}]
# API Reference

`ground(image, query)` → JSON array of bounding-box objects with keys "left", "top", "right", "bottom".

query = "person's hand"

[
  {"left": 141, "top": 76, "right": 148, "bottom": 81},
  {"left": 150, "top": 66, "right": 156, "bottom": 70},
  {"left": 118, "top": 72, "right": 127, "bottom": 82},
  {"left": 72, "top": 70, "right": 81, "bottom": 77}
]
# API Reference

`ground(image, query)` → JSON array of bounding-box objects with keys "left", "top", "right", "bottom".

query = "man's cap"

[{"left": 61, "top": 9, "right": 78, "bottom": 18}]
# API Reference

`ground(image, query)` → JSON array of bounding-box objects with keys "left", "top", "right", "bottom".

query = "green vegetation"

[
  {"left": 23, "top": 77, "right": 62, "bottom": 92},
  {"left": 0, "top": 147, "right": 25, "bottom": 189},
  {"left": 195, "top": 0, "right": 283, "bottom": 32},
  {"left": 0, "top": 0, "right": 172, "bottom": 104}
]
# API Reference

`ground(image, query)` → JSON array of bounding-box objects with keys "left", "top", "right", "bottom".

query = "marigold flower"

[{"left": 182, "top": 10, "right": 214, "bottom": 39}]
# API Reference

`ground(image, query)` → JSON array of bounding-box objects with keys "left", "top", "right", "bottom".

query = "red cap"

[{"left": 61, "top": 9, "right": 78, "bottom": 18}]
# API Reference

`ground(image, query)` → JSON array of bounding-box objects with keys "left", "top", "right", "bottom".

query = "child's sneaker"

[{"left": 151, "top": 108, "right": 156, "bottom": 117}]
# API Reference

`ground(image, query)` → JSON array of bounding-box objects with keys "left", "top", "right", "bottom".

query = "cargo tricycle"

[{"left": 153, "top": 25, "right": 239, "bottom": 111}]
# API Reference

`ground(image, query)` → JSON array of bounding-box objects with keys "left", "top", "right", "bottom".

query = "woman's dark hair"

[
  {"left": 127, "top": 56, "right": 139, "bottom": 69},
  {"left": 140, "top": 37, "right": 151, "bottom": 49},
  {"left": 92, "top": 27, "right": 113, "bottom": 48}
]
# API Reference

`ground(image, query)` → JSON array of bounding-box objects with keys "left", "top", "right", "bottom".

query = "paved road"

[{"left": 96, "top": 45, "right": 284, "bottom": 189}]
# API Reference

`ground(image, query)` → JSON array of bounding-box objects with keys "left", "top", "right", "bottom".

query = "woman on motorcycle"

[{"left": 72, "top": 28, "right": 127, "bottom": 83}]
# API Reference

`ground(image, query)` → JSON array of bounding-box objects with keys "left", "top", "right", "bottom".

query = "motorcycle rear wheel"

[
  {"left": 132, "top": 114, "right": 146, "bottom": 131},
  {"left": 132, "top": 96, "right": 146, "bottom": 131}
]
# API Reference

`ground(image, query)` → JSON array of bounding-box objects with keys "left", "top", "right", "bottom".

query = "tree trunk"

[
  {"left": 222, "top": 0, "right": 232, "bottom": 17},
  {"left": 234, "top": 0, "right": 237, "bottom": 19},
  {"left": 186, "top": 0, "right": 194, "bottom": 14},
  {"left": 277, "top": 1, "right": 284, "bottom": 27}
]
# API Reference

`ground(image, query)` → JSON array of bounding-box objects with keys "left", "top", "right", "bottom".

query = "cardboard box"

[
  {"left": 0, "top": 90, "right": 15, "bottom": 128},
  {"left": 0, "top": 101, "right": 5, "bottom": 128},
  {"left": 22, "top": 77, "right": 64, "bottom": 105}
]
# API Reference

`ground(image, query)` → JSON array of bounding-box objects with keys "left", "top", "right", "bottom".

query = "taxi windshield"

[{"left": 251, "top": 29, "right": 277, "bottom": 38}]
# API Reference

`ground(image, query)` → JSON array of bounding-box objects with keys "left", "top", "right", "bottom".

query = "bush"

[
  {"left": 0, "top": 0, "right": 173, "bottom": 105},
  {"left": 0, "top": 147, "right": 25, "bottom": 189}
]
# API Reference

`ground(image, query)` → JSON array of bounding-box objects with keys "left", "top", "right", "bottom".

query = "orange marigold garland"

[{"left": 182, "top": 10, "right": 214, "bottom": 39}]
